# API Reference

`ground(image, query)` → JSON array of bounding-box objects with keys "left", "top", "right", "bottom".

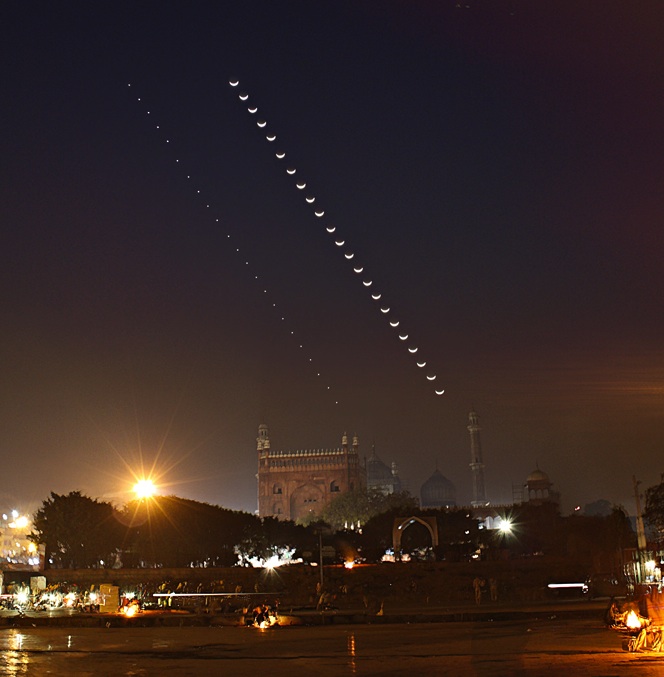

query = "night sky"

[{"left": 3, "top": 1, "right": 663, "bottom": 516}]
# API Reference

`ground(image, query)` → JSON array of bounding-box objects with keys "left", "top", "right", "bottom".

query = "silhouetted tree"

[
  {"left": 32, "top": 491, "right": 121, "bottom": 569},
  {"left": 644, "top": 476, "right": 664, "bottom": 543}
]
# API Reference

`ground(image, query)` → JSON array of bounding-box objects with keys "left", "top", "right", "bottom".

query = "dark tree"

[
  {"left": 122, "top": 496, "right": 249, "bottom": 567},
  {"left": 644, "top": 476, "right": 664, "bottom": 543},
  {"left": 32, "top": 491, "right": 121, "bottom": 569}
]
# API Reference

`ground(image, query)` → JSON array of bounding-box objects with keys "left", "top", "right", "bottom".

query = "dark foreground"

[{"left": 1, "top": 619, "right": 662, "bottom": 676}]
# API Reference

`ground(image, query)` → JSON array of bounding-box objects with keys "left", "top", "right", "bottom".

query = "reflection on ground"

[{"left": 0, "top": 620, "right": 662, "bottom": 676}]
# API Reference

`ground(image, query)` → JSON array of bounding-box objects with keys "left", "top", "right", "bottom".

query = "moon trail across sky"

[{"left": 229, "top": 80, "right": 444, "bottom": 395}]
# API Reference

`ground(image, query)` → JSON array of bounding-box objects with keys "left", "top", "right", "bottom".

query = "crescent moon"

[
  {"left": 248, "top": 107, "right": 258, "bottom": 114},
  {"left": 266, "top": 135, "right": 277, "bottom": 142},
  {"left": 239, "top": 93, "right": 248, "bottom": 101},
  {"left": 399, "top": 334, "right": 408, "bottom": 341},
  {"left": 229, "top": 80, "right": 239, "bottom": 87},
  {"left": 326, "top": 226, "right": 336, "bottom": 233},
  {"left": 363, "top": 280, "right": 373, "bottom": 287},
  {"left": 435, "top": 389, "right": 445, "bottom": 395},
  {"left": 371, "top": 293, "right": 381, "bottom": 300},
  {"left": 353, "top": 267, "right": 363, "bottom": 273},
  {"left": 306, "top": 196, "right": 315, "bottom": 203},
  {"left": 390, "top": 320, "right": 400, "bottom": 327},
  {"left": 257, "top": 121, "right": 267, "bottom": 128},
  {"left": 335, "top": 240, "right": 345, "bottom": 246},
  {"left": 426, "top": 375, "right": 436, "bottom": 381},
  {"left": 408, "top": 347, "right": 418, "bottom": 353},
  {"left": 380, "top": 307, "right": 390, "bottom": 313},
  {"left": 345, "top": 252, "right": 354, "bottom": 259},
  {"left": 276, "top": 152, "right": 285, "bottom": 159},
  {"left": 417, "top": 361, "right": 426, "bottom": 368},
  {"left": 286, "top": 168, "right": 296, "bottom": 175},
  {"left": 296, "top": 182, "right": 306, "bottom": 189},
  {"left": 315, "top": 211, "right": 325, "bottom": 217}
]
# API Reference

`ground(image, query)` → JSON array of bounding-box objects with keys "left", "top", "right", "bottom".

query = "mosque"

[{"left": 256, "top": 411, "right": 559, "bottom": 522}]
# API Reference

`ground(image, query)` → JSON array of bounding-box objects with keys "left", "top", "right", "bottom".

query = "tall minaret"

[{"left": 467, "top": 409, "right": 487, "bottom": 507}]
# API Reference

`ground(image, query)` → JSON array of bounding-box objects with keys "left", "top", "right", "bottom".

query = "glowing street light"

[
  {"left": 498, "top": 519, "right": 513, "bottom": 535},
  {"left": 133, "top": 479, "right": 156, "bottom": 500}
]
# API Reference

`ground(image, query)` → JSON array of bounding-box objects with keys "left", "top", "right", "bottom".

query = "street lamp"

[{"left": 133, "top": 479, "right": 156, "bottom": 500}]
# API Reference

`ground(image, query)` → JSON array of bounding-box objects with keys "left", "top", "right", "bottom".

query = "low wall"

[{"left": 20, "top": 558, "right": 592, "bottom": 608}]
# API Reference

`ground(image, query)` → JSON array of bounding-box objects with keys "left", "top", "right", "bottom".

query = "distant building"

[
  {"left": 524, "top": 467, "right": 560, "bottom": 506},
  {"left": 256, "top": 424, "right": 366, "bottom": 522},
  {"left": 420, "top": 468, "right": 457, "bottom": 509},
  {"left": 366, "top": 444, "right": 401, "bottom": 495},
  {"left": 0, "top": 511, "right": 43, "bottom": 573}
]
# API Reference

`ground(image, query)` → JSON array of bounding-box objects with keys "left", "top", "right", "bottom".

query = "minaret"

[
  {"left": 467, "top": 409, "right": 487, "bottom": 507},
  {"left": 257, "top": 423, "right": 269, "bottom": 451}
]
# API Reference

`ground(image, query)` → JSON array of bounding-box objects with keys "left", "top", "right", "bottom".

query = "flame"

[
  {"left": 123, "top": 604, "right": 138, "bottom": 617},
  {"left": 626, "top": 610, "right": 642, "bottom": 629}
]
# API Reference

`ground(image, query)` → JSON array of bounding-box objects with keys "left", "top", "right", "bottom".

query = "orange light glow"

[
  {"left": 626, "top": 610, "right": 642, "bottom": 629},
  {"left": 133, "top": 479, "right": 156, "bottom": 499}
]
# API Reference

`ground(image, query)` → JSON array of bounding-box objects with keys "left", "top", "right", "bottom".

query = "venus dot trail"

[
  {"left": 229, "top": 79, "right": 444, "bottom": 396},
  {"left": 127, "top": 82, "right": 340, "bottom": 404}
]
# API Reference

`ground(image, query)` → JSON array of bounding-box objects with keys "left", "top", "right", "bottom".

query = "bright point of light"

[
  {"left": 9, "top": 515, "right": 29, "bottom": 529},
  {"left": 498, "top": 520, "right": 513, "bottom": 534},
  {"left": 381, "top": 307, "right": 390, "bottom": 313},
  {"left": 315, "top": 211, "right": 324, "bottom": 217},
  {"left": 363, "top": 280, "right": 372, "bottom": 287},
  {"left": 626, "top": 610, "right": 642, "bottom": 629},
  {"left": 15, "top": 590, "right": 29, "bottom": 605},
  {"left": 344, "top": 560, "right": 355, "bottom": 569},
  {"left": 133, "top": 479, "right": 156, "bottom": 499}
]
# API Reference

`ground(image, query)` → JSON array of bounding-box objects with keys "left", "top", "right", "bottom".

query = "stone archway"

[{"left": 392, "top": 515, "right": 438, "bottom": 554}]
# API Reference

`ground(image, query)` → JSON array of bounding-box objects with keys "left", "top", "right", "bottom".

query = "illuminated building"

[
  {"left": 256, "top": 424, "right": 366, "bottom": 521},
  {"left": 0, "top": 511, "right": 43, "bottom": 571}
]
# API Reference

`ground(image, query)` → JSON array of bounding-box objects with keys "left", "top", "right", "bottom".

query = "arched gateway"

[{"left": 392, "top": 515, "right": 438, "bottom": 554}]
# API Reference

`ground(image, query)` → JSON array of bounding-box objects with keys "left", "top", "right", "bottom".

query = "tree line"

[{"left": 30, "top": 478, "right": 664, "bottom": 570}]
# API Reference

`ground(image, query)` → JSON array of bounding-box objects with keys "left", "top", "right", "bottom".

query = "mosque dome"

[
  {"left": 420, "top": 469, "right": 456, "bottom": 509},
  {"left": 524, "top": 467, "right": 559, "bottom": 505},
  {"left": 367, "top": 452, "right": 393, "bottom": 481},
  {"left": 526, "top": 469, "right": 550, "bottom": 485},
  {"left": 366, "top": 446, "right": 401, "bottom": 494}
]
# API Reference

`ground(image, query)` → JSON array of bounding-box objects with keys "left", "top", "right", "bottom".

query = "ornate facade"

[{"left": 256, "top": 424, "right": 366, "bottom": 522}]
